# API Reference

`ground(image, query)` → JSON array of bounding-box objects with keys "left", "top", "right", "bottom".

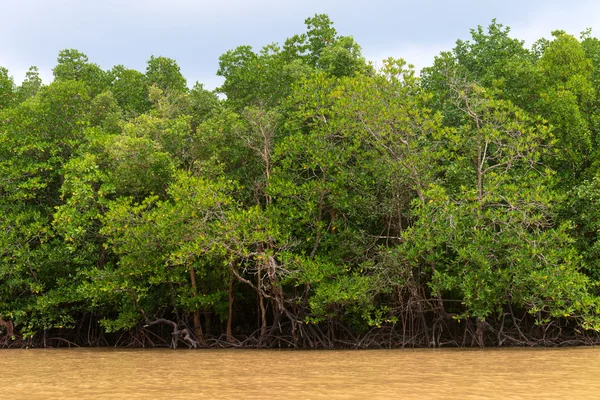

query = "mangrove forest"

[{"left": 3, "top": 15, "right": 600, "bottom": 348}]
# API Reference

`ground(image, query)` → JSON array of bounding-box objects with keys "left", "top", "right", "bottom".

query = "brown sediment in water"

[{"left": 3, "top": 347, "right": 600, "bottom": 399}]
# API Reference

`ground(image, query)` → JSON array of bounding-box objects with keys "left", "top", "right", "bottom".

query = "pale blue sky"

[{"left": 2, "top": 0, "right": 599, "bottom": 90}]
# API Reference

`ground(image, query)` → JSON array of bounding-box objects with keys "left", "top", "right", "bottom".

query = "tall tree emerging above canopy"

[
  {"left": 421, "top": 21, "right": 538, "bottom": 125},
  {"left": 109, "top": 65, "right": 151, "bottom": 118},
  {"left": 0, "top": 67, "right": 15, "bottom": 110},
  {"left": 145, "top": 56, "right": 188, "bottom": 95},
  {"left": 16, "top": 66, "right": 43, "bottom": 103},
  {"left": 282, "top": 14, "right": 370, "bottom": 77},
  {"left": 53, "top": 49, "right": 111, "bottom": 96},
  {"left": 217, "top": 13, "right": 370, "bottom": 111}
]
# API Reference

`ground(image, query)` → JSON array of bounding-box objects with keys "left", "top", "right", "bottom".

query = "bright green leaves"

[
  {"left": 408, "top": 190, "right": 589, "bottom": 322},
  {"left": 538, "top": 31, "right": 593, "bottom": 88},
  {"left": 309, "top": 273, "right": 385, "bottom": 329},
  {"left": 424, "top": 23, "right": 597, "bottom": 187},
  {"left": 422, "top": 21, "right": 537, "bottom": 125},
  {"left": 91, "top": 173, "right": 236, "bottom": 331},
  {"left": 568, "top": 177, "right": 600, "bottom": 281},
  {"left": 0, "top": 80, "right": 91, "bottom": 203},
  {"left": 187, "top": 83, "right": 219, "bottom": 129},
  {"left": 535, "top": 32, "right": 596, "bottom": 182},
  {"left": 5, "top": 17, "right": 600, "bottom": 346},
  {"left": 109, "top": 65, "right": 151, "bottom": 118},
  {"left": 121, "top": 113, "right": 189, "bottom": 167},
  {"left": 0, "top": 78, "right": 96, "bottom": 335},
  {"left": 145, "top": 55, "right": 188, "bottom": 95},
  {"left": 283, "top": 14, "right": 370, "bottom": 78},
  {"left": 53, "top": 152, "right": 107, "bottom": 259},
  {"left": 399, "top": 73, "right": 596, "bottom": 326},
  {"left": 106, "top": 135, "right": 175, "bottom": 199},
  {"left": 53, "top": 49, "right": 111, "bottom": 97},
  {"left": 15, "top": 66, "right": 43, "bottom": 104},
  {"left": 90, "top": 91, "right": 123, "bottom": 133},
  {"left": 0, "top": 67, "right": 16, "bottom": 110},
  {"left": 454, "top": 20, "right": 536, "bottom": 104},
  {"left": 217, "top": 44, "right": 296, "bottom": 110},
  {"left": 218, "top": 14, "right": 370, "bottom": 112},
  {"left": 267, "top": 61, "right": 442, "bottom": 327}
]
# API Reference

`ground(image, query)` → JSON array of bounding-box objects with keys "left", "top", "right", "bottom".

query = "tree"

[
  {"left": 109, "top": 65, "right": 151, "bottom": 117},
  {"left": 400, "top": 78, "right": 600, "bottom": 344},
  {"left": 0, "top": 67, "right": 15, "bottom": 110},
  {"left": 422, "top": 21, "right": 539, "bottom": 125},
  {"left": 282, "top": 14, "right": 370, "bottom": 78},
  {"left": 543, "top": 32, "right": 595, "bottom": 178},
  {"left": 4, "top": 14, "right": 600, "bottom": 348},
  {"left": 0, "top": 79, "right": 93, "bottom": 337},
  {"left": 15, "top": 66, "right": 43, "bottom": 104},
  {"left": 145, "top": 56, "right": 187, "bottom": 95},
  {"left": 92, "top": 173, "right": 236, "bottom": 344},
  {"left": 53, "top": 49, "right": 111, "bottom": 97},
  {"left": 217, "top": 44, "right": 298, "bottom": 110},
  {"left": 217, "top": 14, "right": 370, "bottom": 111},
  {"left": 187, "top": 82, "right": 219, "bottom": 129}
]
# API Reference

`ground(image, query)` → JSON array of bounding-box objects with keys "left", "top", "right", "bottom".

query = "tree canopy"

[{"left": 2, "top": 15, "right": 600, "bottom": 348}]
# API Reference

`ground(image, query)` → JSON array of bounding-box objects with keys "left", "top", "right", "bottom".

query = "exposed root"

[{"left": 144, "top": 319, "right": 199, "bottom": 349}]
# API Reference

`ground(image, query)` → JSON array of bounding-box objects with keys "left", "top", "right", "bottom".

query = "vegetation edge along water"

[{"left": 3, "top": 15, "right": 600, "bottom": 349}]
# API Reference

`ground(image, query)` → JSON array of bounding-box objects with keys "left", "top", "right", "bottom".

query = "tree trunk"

[
  {"left": 227, "top": 270, "right": 234, "bottom": 343},
  {"left": 258, "top": 262, "right": 267, "bottom": 341},
  {"left": 144, "top": 319, "right": 198, "bottom": 349},
  {"left": 189, "top": 267, "right": 205, "bottom": 345},
  {"left": 0, "top": 317, "right": 14, "bottom": 338},
  {"left": 201, "top": 281, "right": 212, "bottom": 336}
]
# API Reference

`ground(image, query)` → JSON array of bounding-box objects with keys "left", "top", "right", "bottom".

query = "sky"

[{"left": 2, "top": 0, "right": 600, "bottom": 90}]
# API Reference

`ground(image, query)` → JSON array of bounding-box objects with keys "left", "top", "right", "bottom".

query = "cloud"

[
  {"left": 511, "top": 1, "right": 600, "bottom": 46},
  {"left": 3, "top": 0, "right": 600, "bottom": 89},
  {"left": 364, "top": 1, "right": 600, "bottom": 77}
]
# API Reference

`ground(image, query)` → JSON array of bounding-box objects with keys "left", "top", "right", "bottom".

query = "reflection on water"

[{"left": 3, "top": 347, "right": 600, "bottom": 399}]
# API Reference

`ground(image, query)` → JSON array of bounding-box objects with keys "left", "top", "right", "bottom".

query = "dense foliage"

[{"left": 3, "top": 15, "right": 600, "bottom": 348}]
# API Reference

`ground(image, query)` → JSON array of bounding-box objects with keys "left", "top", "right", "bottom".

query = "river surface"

[{"left": 3, "top": 347, "right": 600, "bottom": 399}]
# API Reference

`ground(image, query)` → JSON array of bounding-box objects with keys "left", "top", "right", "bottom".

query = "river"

[{"left": 3, "top": 347, "right": 600, "bottom": 399}]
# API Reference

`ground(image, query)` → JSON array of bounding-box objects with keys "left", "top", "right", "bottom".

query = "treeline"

[{"left": 3, "top": 15, "right": 600, "bottom": 348}]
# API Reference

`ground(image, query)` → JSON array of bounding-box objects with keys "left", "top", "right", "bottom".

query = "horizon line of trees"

[{"left": 3, "top": 15, "right": 600, "bottom": 348}]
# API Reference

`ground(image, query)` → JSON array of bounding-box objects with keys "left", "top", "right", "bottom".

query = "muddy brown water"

[{"left": 3, "top": 347, "right": 600, "bottom": 399}]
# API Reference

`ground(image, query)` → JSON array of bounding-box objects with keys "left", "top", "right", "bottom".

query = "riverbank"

[{"left": 2, "top": 315, "right": 599, "bottom": 349}]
